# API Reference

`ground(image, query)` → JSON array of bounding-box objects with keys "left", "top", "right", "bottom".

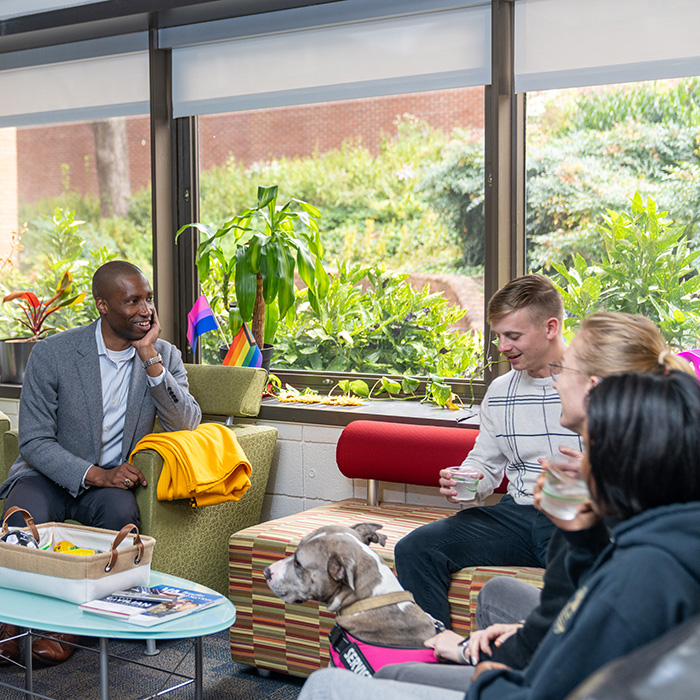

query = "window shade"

[
  {"left": 0, "top": 0, "right": 98, "bottom": 20},
  {"left": 0, "top": 34, "right": 149, "bottom": 127},
  {"left": 162, "top": 1, "right": 491, "bottom": 117},
  {"left": 515, "top": 0, "right": 700, "bottom": 92}
]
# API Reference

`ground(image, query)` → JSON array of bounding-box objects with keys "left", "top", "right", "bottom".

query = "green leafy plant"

[
  {"left": 3, "top": 270, "right": 86, "bottom": 340},
  {"left": 333, "top": 373, "right": 467, "bottom": 409},
  {"left": 273, "top": 261, "right": 484, "bottom": 377},
  {"left": 527, "top": 79, "right": 700, "bottom": 269},
  {"left": 549, "top": 192, "right": 700, "bottom": 347},
  {"left": 177, "top": 184, "right": 330, "bottom": 349}
]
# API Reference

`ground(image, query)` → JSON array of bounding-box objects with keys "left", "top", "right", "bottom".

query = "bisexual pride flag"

[
  {"left": 223, "top": 322, "right": 262, "bottom": 368},
  {"left": 187, "top": 295, "right": 219, "bottom": 352}
]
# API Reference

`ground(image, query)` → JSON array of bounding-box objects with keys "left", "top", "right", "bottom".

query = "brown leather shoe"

[
  {"left": 32, "top": 632, "right": 80, "bottom": 665},
  {"left": 0, "top": 623, "right": 21, "bottom": 664}
]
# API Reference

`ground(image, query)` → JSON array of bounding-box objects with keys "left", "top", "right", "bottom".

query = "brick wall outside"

[
  {"left": 0, "top": 128, "right": 18, "bottom": 264},
  {"left": 15, "top": 86, "right": 484, "bottom": 205},
  {"left": 199, "top": 86, "right": 484, "bottom": 169},
  {"left": 17, "top": 119, "right": 151, "bottom": 206}
]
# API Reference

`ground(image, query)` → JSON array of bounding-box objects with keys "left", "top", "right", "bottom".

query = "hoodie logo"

[{"left": 553, "top": 586, "right": 588, "bottom": 634}]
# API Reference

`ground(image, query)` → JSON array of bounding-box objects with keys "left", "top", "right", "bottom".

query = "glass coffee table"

[{"left": 0, "top": 570, "right": 235, "bottom": 700}]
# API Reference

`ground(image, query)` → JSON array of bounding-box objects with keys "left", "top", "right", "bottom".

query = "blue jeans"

[{"left": 395, "top": 495, "right": 554, "bottom": 627}]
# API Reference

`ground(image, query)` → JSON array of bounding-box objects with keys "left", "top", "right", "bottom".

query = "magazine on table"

[{"left": 79, "top": 584, "right": 224, "bottom": 626}]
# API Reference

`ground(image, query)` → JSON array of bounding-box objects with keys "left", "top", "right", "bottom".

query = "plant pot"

[
  {"left": 260, "top": 344, "right": 274, "bottom": 374},
  {"left": 0, "top": 338, "right": 38, "bottom": 384},
  {"left": 219, "top": 343, "right": 274, "bottom": 374}
]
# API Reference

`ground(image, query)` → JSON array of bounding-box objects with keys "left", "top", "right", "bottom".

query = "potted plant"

[
  {"left": 177, "top": 184, "right": 330, "bottom": 363},
  {"left": 0, "top": 270, "right": 86, "bottom": 383}
]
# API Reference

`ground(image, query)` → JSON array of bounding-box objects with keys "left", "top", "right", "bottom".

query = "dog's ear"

[
  {"left": 328, "top": 553, "right": 356, "bottom": 590},
  {"left": 351, "top": 523, "right": 387, "bottom": 547}
]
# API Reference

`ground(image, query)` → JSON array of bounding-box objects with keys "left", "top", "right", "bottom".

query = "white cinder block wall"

[
  {"left": 0, "top": 398, "right": 18, "bottom": 429},
  {"left": 256, "top": 419, "right": 462, "bottom": 522}
]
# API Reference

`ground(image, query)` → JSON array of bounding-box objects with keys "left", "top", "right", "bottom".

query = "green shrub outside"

[
  {"left": 527, "top": 79, "right": 700, "bottom": 269},
  {"left": 548, "top": 192, "right": 700, "bottom": 348},
  {"left": 196, "top": 116, "right": 472, "bottom": 274},
  {"left": 270, "top": 262, "right": 482, "bottom": 377}
]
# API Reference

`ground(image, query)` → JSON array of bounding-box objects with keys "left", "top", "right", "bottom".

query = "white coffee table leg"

[{"left": 99, "top": 637, "right": 109, "bottom": 700}]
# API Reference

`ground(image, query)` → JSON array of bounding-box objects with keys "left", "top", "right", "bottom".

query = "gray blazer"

[{"left": 0, "top": 321, "right": 202, "bottom": 499}]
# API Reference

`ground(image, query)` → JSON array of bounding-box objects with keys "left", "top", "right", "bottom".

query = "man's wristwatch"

[{"left": 142, "top": 353, "right": 163, "bottom": 369}]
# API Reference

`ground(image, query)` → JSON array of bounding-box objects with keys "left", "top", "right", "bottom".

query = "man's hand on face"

[
  {"left": 85, "top": 462, "right": 147, "bottom": 489},
  {"left": 132, "top": 307, "right": 164, "bottom": 377},
  {"left": 132, "top": 306, "right": 161, "bottom": 355}
]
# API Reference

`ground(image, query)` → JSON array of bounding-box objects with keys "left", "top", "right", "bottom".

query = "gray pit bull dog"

[{"left": 264, "top": 522, "right": 441, "bottom": 646}]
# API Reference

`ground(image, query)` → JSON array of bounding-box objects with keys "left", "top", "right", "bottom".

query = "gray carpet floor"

[{"left": 0, "top": 628, "right": 305, "bottom": 699}]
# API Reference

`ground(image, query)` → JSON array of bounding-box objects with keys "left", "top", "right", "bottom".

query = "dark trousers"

[
  {"left": 394, "top": 495, "right": 554, "bottom": 628},
  {"left": 2, "top": 472, "right": 139, "bottom": 531}
]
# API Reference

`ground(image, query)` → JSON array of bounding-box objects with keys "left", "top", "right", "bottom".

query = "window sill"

[
  {"left": 258, "top": 396, "right": 480, "bottom": 428},
  {"left": 0, "top": 384, "right": 21, "bottom": 400},
  {"left": 1, "top": 383, "right": 482, "bottom": 428}
]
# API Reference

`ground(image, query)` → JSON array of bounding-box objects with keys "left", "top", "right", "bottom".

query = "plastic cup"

[
  {"left": 446, "top": 466, "right": 482, "bottom": 502},
  {"left": 540, "top": 455, "right": 590, "bottom": 521}
]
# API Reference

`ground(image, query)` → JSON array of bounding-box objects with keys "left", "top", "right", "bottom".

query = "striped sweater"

[{"left": 465, "top": 369, "right": 583, "bottom": 504}]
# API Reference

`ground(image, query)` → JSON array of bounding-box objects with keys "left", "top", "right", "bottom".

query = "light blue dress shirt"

[{"left": 82, "top": 320, "right": 165, "bottom": 484}]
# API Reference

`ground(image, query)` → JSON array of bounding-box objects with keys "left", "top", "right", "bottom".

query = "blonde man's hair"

[
  {"left": 487, "top": 274, "right": 563, "bottom": 326},
  {"left": 575, "top": 312, "right": 694, "bottom": 378}
]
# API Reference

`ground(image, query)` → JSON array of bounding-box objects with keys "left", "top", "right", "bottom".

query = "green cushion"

[{"left": 183, "top": 363, "right": 268, "bottom": 418}]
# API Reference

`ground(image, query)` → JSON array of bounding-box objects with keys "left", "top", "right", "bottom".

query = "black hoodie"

[{"left": 469, "top": 501, "right": 700, "bottom": 700}]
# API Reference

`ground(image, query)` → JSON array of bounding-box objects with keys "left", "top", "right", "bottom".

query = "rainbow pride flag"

[
  {"left": 186, "top": 295, "right": 218, "bottom": 353},
  {"left": 223, "top": 322, "right": 263, "bottom": 368}
]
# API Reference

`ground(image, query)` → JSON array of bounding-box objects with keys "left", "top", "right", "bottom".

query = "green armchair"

[{"left": 0, "top": 363, "right": 277, "bottom": 595}]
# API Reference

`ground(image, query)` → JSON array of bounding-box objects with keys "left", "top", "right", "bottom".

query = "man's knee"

[
  {"left": 396, "top": 521, "right": 438, "bottom": 563},
  {"left": 2, "top": 475, "right": 66, "bottom": 525},
  {"left": 74, "top": 488, "right": 140, "bottom": 530},
  {"left": 476, "top": 576, "right": 540, "bottom": 629}
]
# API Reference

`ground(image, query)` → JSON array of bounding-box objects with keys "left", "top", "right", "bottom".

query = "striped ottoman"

[{"left": 229, "top": 498, "right": 544, "bottom": 677}]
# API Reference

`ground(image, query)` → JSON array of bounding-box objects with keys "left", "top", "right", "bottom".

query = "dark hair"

[
  {"left": 92, "top": 260, "right": 145, "bottom": 300},
  {"left": 586, "top": 371, "right": 700, "bottom": 521},
  {"left": 486, "top": 274, "right": 563, "bottom": 325}
]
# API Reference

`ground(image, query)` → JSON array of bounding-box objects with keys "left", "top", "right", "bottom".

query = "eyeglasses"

[{"left": 548, "top": 361, "right": 584, "bottom": 381}]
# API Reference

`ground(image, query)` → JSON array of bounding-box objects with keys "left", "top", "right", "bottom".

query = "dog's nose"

[{"left": 263, "top": 566, "right": 272, "bottom": 581}]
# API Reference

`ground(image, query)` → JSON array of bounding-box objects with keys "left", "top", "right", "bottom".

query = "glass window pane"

[
  {"left": 0, "top": 116, "right": 152, "bottom": 340},
  {"left": 525, "top": 78, "right": 700, "bottom": 348},
  {"left": 195, "top": 87, "right": 486, "bottom": 382}
]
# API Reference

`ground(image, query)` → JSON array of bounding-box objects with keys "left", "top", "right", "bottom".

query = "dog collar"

[{"left": 337, "top": 590, "right": 416, "bottom": 617}]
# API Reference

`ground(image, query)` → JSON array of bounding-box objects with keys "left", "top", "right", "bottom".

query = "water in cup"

[
  {"left": 447, "top": 466, "right": 482, "bottom": 501},
  {"left": 540, "top": 455, "right": 589, "bottom": 520}
]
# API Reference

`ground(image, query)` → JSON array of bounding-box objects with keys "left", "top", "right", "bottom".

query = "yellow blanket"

[{"left": 129, "top": 423, "right": 252, "bottom": 507}]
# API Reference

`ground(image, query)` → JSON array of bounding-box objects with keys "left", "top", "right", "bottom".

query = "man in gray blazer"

[{"left": 0, "top": 260, "right": 201, "bottom": 664}]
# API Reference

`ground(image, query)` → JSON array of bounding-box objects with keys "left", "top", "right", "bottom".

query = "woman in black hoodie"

[{"left": 298, "top": 370, "right": 700, "bottom": 700}]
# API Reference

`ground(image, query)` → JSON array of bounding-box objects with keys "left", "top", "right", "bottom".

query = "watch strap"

[
  {"left": 142, "top": 353, "right": 163, "bottom": 368},
  {"left": 458, "top": 637, "right": 472, "bottom": 665}
]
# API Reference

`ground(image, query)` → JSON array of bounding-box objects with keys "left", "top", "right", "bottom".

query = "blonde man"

[{"left": 395, "top": 274, "right": 582, "bottom": 628}]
